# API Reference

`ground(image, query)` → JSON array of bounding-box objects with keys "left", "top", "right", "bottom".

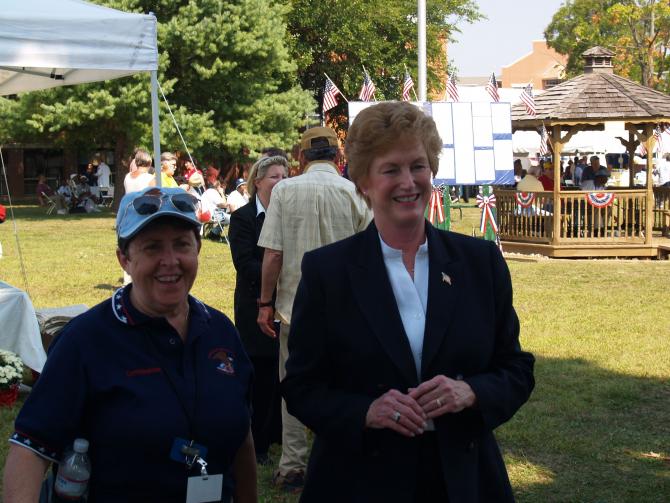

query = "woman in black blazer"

[
  {"left": 282, "top": 102, "right": 535, "bottom": 502},
  {"left": 229, "top": 154, "right": 288, "bottom": 463}
]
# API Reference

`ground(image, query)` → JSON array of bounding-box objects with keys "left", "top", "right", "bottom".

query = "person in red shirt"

[{"left": 538, "top": 161, "right": 554, "bottom": 190}]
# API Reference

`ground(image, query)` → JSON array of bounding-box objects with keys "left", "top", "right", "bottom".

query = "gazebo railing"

[
  {"left": 559, "top": 190, "right": 646, "bottom": 241},
  {"left": 653, "top": 187, "right": 670, "bottom": 233},
  {"left": 496, "top": 189, "right": 648, "bottom": 244},
  {"left": 496, "top": 190, "right": 554, "bottom": 243}
]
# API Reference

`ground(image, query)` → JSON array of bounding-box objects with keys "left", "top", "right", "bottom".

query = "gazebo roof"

[{"left": 512, "top": 47, "right": 670, "bottom": 130}]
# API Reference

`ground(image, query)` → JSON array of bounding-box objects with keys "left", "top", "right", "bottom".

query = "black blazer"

[
  {"left": 282, "top": 222, "right": 535, "bottom": 503},
  {"left": 228, "top": 200, "right": 278, "bottom": 358}
]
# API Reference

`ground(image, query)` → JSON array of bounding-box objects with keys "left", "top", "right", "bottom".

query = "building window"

[{"left": 23, "top": 149, "right": 64, "bottom": 195}]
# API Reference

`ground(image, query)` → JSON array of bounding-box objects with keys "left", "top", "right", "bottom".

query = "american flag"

[
  {"left": 358, "top": 71, "right": 376, "bottom": 101},
  {"left": 402, "top": 71, "right": 414, "bottom": 101},
  {"left": 485, "top": 72, "right": 500, "bottom": 102},
  {"left": 538, "top": 124, "right": 549, "bottom": 156},
  {"left": 446, "top": 74, "right": 459, "bottom": 102},
  {"left": 322, "top": 77, "right": 342, "bottom": 113},
  {"left": 520, "top": 84, "right": 536, "bottom": 116},
  {"left": 636, "top": 142, "right": 647, "bottom": 157}
]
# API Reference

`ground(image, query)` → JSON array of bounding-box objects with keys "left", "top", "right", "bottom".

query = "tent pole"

[{"left": 151, "top": 70, "right": 162, "bottom": 188}]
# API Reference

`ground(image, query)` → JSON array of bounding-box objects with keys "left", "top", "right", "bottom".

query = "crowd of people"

[
  {"left": 7, "top": 102, "right": 535, "bottom": 503},
  {"left": 515, "top": 151, "right": 670, "bottom": 193},
  {"left": 35, "top": 154, "right": 113, "bottom": 215}
]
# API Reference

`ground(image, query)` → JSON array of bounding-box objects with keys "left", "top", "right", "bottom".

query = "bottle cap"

[{"left": 73, "top": 438, "right": 89, "bottom": 453}]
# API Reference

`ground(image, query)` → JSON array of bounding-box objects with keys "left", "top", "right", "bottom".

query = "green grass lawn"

[{"left": 1, "top": 205, "right": 669, "bottom": 502}]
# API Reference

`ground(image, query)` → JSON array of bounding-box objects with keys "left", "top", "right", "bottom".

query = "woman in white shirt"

[{"left": 123, "top": 149, "right": 155, "bottom": 194}]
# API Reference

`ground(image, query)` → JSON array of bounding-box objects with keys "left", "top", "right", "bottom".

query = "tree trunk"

[{"left": 113, "top": 133, "right": 130, "bottom": 212}]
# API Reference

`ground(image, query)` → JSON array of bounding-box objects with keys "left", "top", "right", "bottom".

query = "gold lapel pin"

[{"left": 441, "top": 272, "right": 451, "bottom": 285}]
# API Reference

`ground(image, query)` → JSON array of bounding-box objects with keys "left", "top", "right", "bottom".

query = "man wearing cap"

[
  {"left": 256, "top": 126, "right": 371, "bottom": 491},
  {"left": 227, "top": 178, "right": 250, "bottom": 213}
]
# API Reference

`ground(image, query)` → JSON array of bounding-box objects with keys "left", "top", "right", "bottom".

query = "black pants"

[
  {"left": 249, "top": 355, "right": 282, "bottom": 456},
  {"left": 414, "top": 432, "right": 449, "bottom": 502}
]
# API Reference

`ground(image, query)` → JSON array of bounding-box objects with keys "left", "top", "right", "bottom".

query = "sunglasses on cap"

[
  {"left": 130, "top": 188, "right": 199, "bottom": 215},
  {"left": 120, "top": 189, "right": 199, "bottom": 230}
]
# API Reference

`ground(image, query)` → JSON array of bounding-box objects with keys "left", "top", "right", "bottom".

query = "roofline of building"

[
  {"left": 502, "top": 40, "right": 564, "bottom": 72},
  {"left": 512, "top": 118, "right": 670, "bottom": 131}
]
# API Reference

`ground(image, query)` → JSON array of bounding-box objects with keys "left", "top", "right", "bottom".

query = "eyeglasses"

[{"left": 122, "top": 189, "right": 199, "bottom": 225}]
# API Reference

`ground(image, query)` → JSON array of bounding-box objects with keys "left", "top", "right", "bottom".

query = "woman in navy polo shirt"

[{"left": 3, "top": 187, "right": 256, "bottom": 502}]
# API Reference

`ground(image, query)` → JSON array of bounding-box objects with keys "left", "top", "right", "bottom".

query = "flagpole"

[
  {"left": 324, "top": 72, "right": 348, "bottom": 102},
  {"left": 404, "top": 63, "right": 419, "bottom": 101},
  {"left": 418, "top": 0, "right": 427, "bottom": 101}
]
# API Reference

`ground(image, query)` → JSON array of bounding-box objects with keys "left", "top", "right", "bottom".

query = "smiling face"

[
  {"left": 255, "top": 164, "right": 287, "bottom": 207},
  {"left": 358, "top": 136, "right": 431, "bottom": 231},
  {"left": 117, "top": 221, "right": 200, "bottom": 318}
]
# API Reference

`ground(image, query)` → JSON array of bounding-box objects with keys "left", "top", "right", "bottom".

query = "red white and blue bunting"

[
  {"left": 515, "top": 192, "right": 536, "bottom": 208},
  {"left": 428, "top": 189, "right": 445, "bottom": 224},
  {"left": 585, "top": 192, "right": 615, "bottom": 208},
  {"left": 476, "top": 193, "right": 499, "bottom": 233}
]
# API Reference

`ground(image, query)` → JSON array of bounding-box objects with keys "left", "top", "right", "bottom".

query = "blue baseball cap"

[
  {"left": 235, "top": 178, "right": 247, "bottom": 189},
  {"left": 116, "top": 187, "right": 201, "bottom": 241}
]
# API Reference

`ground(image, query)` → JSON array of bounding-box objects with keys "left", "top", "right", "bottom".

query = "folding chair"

[
  {"left": 41, "top": 192, "right": 57, "bottom": 215},
  {"left": 213, "top": 217, "right": 229, "bottom": 244},
  {"left": 99, "top": 186, "right": 114, "bottom": 207}
]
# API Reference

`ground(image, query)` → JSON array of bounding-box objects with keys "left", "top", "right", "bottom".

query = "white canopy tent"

[
  {"left": 0, "top": 1, "right": 161, "bottom": 364},
  {"left": 0, "top": 0, "right": 162, "bottom": 182}
]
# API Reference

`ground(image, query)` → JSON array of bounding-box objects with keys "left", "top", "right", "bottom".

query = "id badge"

[
  {"left": 186, "top": 474, "right": 223, "bottom": 503},
  {"left": 170, "top": 438, "right": 209, "bottom": 466}
]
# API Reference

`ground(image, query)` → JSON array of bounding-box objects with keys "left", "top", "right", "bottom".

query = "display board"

[{"left": 348, "top": 101, "right": 514, "bottom": 186}]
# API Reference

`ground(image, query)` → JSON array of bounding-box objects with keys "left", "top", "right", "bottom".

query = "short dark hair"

[
  {"left": 303, "top": 146, "right": 338, "bottom": 162},
  {"left": 261, "top": 147, "right": 288, "bottom": 160},
  {"left": 117, "top": 216, "right": 200, "bottom": 255}
]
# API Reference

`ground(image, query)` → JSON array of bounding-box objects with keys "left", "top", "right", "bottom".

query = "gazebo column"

[
  {"left": 644, "top": 124, "right": 654, "bottom": 244},
  {"left": 551, "top": 125, "right": 563, "bottom": 244},
  {"left": 624, "top": 128, "right": 637, "bottom": 189}
]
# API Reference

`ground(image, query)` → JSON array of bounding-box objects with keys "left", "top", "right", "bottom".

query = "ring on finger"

[
  {"left": 436, "top": 397, "right": 442, "bottom": 407},
  {"left": 392, "top": 410, "right": 401, "bottom": 423}
]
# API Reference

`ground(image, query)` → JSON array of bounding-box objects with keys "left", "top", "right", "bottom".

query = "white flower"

[{"left": 0, "top": 349, "right": 23, "bottom": 389}]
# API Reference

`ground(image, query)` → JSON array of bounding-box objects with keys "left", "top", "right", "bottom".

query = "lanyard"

[{"left": 142, "top": 323, "right": 199, "bottom": 443}]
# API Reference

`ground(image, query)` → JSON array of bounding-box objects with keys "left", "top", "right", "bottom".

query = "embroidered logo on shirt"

[{"left": 208, "top": 348, "right": 236, "bottom": 376}]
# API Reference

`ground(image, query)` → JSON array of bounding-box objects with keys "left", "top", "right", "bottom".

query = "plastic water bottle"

[{"left": 54, "top": 438, "right": 91, "bottom": 500}]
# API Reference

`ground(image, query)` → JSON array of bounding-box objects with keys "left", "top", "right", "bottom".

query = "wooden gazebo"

[{"left": 498, "top": 46, "right": 670, "bottom": 258}]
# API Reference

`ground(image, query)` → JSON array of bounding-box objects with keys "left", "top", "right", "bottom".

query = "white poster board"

[{"left": 348, "top": 101, "right": 514, "bottom": 185}]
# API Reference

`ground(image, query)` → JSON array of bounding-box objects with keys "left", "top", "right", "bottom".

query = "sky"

[{"left": 448, "top": 0, "right": 566, "bottom": 77}]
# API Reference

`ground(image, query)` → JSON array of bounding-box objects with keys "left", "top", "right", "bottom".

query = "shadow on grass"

[
  {"left": 2, "top": 205, "right": 116, "bottom": 222},
  {"left": 94, "top": 283, "right": 119, "bottom": 291},
  {"left": 501, "top": 356, "right": 670, "bottom": 503}
]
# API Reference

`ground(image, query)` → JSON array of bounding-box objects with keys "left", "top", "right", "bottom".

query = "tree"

[
  {"left": 286, "top": 0, "right": 482, "bottom": 126},
  {"left": 0, "top": 0, "right": 314, "bottom": 173},
  {"left": 545, "top": 0, "right": 670, "bottom": 89}
]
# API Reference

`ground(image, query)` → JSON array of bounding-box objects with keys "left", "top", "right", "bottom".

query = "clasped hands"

[{"left": 365, "top": 375, "right": 476, "bottom": 437}]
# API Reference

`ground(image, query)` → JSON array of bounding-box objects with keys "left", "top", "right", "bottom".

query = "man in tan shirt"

[{"left": 257, "top": 126, "right": 371, "bottom": 491}]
